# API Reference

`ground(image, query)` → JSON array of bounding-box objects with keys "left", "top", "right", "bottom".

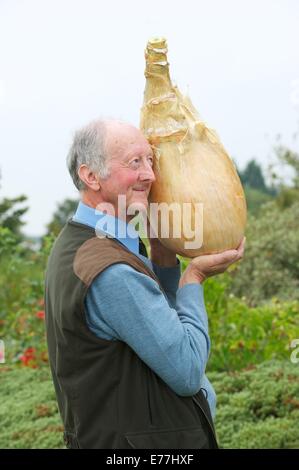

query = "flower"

[
  {"left": 36, "top": 310, "right": 45, "bottom": 320},
  {"left": 19, "top": 347, "right": 37, "bottom": 367}
]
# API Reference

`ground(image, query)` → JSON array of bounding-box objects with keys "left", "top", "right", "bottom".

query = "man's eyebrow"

[{"left": 125, "top": 150, "right": 153, "bottom": 159}]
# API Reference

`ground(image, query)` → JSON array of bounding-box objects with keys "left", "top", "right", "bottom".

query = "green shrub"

[
  {"left": 230, "top": 200, "right": 299, "bottom": 305},
  {"left": 0, "top": 231, "right": 56, "bottom": 367},
  {"left": 244, "top": 186, "right": 274, "bottom": 215},
  {"left": 180, "top": 256, "right": 299, "bottom": 372},
  {"left": 207, "top": 294, "right": 299, "bottom": 372},
  {"left": 210, "top": 360, "right": 299, "bottom": 448},
  {"left": 0, "top": 366, "right": 64, "bottom": 449},
  {"left": 1, "top": 361, "right": 298, "bottom": 448}
]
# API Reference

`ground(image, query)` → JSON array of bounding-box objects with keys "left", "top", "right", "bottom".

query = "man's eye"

[
  {"left": 129, "top": 158, "right": 140, "bottom": 168},
  {"left": 129, "top": 157, "right": 153, "bottom": 168}
]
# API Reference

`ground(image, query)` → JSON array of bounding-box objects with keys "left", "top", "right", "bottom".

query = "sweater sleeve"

[{"left": 85, "top": 262, "right": 210, "bottom": 397}]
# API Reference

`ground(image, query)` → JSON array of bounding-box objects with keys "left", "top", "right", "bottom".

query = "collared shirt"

[{"left": 72, "top": 201, "right": 216, "bottom": 418}]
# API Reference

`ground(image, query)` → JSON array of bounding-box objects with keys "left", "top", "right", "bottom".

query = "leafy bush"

[
  {"left": 206, "top": 291, "right": 299, "bottom": 372},
  {"left": 229, "top": 200, "right": 299, "bottom": 305},
  {"left": 243, "top": 186, "right": 274, "bottom": 215},
  {"left": 1, "top": 361, "right": 298, "bottom": 448},
  {"left": 0, "top": 366, "right": 64, "bottom": 449},
  {"left": 0, "top": 229, "right": 56, "bottom": 367},
  {"left": 177, "top": 262, "right": 299, "bottom": 372},
  {"left": 210, "top": 360, "right": 299, "bottom": 448},
  {"left": 178, "top": 249, "right": 299, "bottom": 373}
]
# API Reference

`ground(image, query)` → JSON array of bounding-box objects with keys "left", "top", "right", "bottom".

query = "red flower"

[
  {"left": 20, "top": 347, "right": 37, "bottom": 367},
  {"left": 25, "top": 347, "right": 36, "bottom": 355},
  {"left": 36, "top": 310, "right": 45, "bottom": 320},
  {"left": 20, "top": 354, "right": 29, "bottom": 365}
]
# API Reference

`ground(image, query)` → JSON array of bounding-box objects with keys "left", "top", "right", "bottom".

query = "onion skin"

[{"left": 140, "top": 38, "right": 247, "bottom": 257}]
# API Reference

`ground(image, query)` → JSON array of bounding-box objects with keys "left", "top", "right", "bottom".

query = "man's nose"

[{"left": 139, "top": 161, "right": 156, "bottom": 183}]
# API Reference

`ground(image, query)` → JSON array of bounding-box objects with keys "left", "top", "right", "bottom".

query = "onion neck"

[
  {"left": 143, "top": 38, "right": 174, "bottom": 103},
  {"left": 142, "top": 38, "right": 189, "bottom": 144}
]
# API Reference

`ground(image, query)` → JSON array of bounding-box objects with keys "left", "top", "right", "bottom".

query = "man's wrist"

[{"left": 178, "top": 270, "right": 205, "bottom": 288}]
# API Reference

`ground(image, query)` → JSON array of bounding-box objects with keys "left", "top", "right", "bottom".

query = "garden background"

[{"left": 1, "top": 147, "right": 299, "bottom": 449}]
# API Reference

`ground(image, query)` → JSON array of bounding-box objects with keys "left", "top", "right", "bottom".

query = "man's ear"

[{"left": 78, "top": 164, "right": 101, "bottom": 191}]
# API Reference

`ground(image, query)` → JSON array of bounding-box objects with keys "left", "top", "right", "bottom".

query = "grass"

[
  {"left": 1, "top": 360, "right": 299, "bottom": 449},
  {"left": 0, "top": 366, "right": 64, "bottom": 449},
  {"left": 210, "top": 360, "right": 299, "bottom": 448}
]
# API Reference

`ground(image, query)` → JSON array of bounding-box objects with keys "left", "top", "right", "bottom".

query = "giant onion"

[{"left": 140, "top": 37, "right": 247, "bottom": 257}]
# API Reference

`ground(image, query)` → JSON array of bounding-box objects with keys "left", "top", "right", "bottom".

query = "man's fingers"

[
  {"left": 211, "top": 249, "right": 239, "bottom": 265},
  {"left": 191, "top": 237, "right": 246, "bottom": 277},
  {"left": 215, "top": 238, "right": 246, "bottom": 268},
  {"left": 210, "top": 260, "right": 237, "bottom": 273},
  {"left": 237, "top": 236, "right": 246, "bottom": 253},
  {"left": 213, "top": 238, "right": 246, "bottom": 264},
  {"left": 193, "top": 250, "right": 237, "bottom": 270}
]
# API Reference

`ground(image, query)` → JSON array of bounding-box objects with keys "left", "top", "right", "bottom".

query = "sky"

[{"left": 0, "top": 0, "right": 299, "bottom": 236}]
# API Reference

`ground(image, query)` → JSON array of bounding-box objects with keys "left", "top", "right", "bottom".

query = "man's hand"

[{"left": 179, "top": 237, "right": 246, "bottom": 288}]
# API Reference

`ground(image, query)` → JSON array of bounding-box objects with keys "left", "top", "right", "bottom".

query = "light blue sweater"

[{"left": 72, "top": 201, "right": 216, "bottom": 418}]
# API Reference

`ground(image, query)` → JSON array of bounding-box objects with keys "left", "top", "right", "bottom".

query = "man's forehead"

[
  {"left": 105, "top": 121, "right": 141, "bottom": 140},
  {"left": 109, "top": 142, "right": 153, "bottom": 161},
  {"left": 125, "top": 141, "right": 153, "bottom": 154},
  {"left": 106, "top": 128, "right": 152, "bottom": 157}
]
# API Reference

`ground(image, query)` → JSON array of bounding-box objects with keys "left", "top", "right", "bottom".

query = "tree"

[
  {"left": 45, "top": 198, "right": 79, "bottom": 237},
  {"left": 236, "top": 160, "right": 276, "bottom": 215},
  {"left": 269, "top": 145, "right": 299, "bottom": 209},
  {"left": 239, "top": 159, "right": 268, "bottom": 192},
  {"left": 0, "top": 170, "right": 29, "bottom": 242},
  {"left": 275, "top": 145, "right": 299, "bottom": 189}
]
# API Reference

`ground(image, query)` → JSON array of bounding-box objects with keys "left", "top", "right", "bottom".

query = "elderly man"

[{"left": 45, "top": 119, "right": 244, "bottom": 449}]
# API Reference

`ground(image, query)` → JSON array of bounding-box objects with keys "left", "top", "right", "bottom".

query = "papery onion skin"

[{"left": 140, "top": 37, "right": 247, "bottom": 257}]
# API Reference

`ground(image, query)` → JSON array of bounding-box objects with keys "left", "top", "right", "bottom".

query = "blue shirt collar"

[{"left": 72, "top": 201, "right": 140, "bottom": 255}]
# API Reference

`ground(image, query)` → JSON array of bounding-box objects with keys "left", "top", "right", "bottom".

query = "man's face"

[{"left": 98, "top": 123, "right": 156, "bottom": 219}]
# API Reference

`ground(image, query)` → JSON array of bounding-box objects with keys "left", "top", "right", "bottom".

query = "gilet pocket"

[{"left": 124, "top": 425, "right": 209, "bottom": 449}]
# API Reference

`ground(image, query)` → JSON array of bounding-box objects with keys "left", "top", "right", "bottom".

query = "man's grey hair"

[{"left": 67, "top": 119, "right": 110, "bottom": 191}]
